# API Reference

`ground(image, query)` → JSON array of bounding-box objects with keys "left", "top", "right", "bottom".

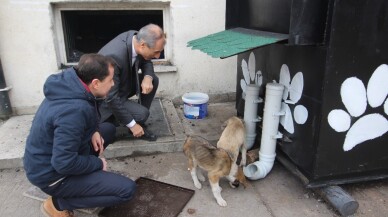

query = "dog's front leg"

[
  {"left": 197, "top": 169, "right": 206, "bottom": 182},
  {"left": 190, "top": 160, "right": 202, "bottom": 189},
  {"left": 209, "top": 173, "right": 227, "bottom": 207}
]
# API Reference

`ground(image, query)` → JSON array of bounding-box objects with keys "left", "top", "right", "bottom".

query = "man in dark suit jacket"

[{"left": 98, "top": 24, "right": 165, "bottom": 141}]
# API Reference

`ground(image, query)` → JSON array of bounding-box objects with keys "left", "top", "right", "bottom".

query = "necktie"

[{"left": 133, "top": 56, "right": 142, "bottom": 104}]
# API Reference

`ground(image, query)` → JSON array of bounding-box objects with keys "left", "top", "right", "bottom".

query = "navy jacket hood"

[{"left": 44, "top": 67, "right": 94, "bottom": 102}]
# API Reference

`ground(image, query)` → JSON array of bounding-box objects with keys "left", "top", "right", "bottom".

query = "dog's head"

[
  {"left": 229, "top": 166, "right": 248, "bottom": 189},
  {"left": 221, "top": 116, "right": 244, "bottom": 130}
]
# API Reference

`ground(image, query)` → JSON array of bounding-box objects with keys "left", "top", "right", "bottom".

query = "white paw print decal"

[
  {"left": 328, "top": 64, "right": 388, "bottom": 151},
  {"left": 240, "top": 52, "right": 263, "bottom": 98},
  {"left": 278, "top": 64, "right": 308, "bottom": 134}
]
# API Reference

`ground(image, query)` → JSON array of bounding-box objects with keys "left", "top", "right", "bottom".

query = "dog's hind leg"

[
  {"left": 190, "top": 160, "right": 202, "bottom": 189},
  {"left": 208, "top": 173, "right": 227, "bottom": 207},
  {"left": 227, "top": 162, "right": 239, "bottom": 188},
  {"left": 240, "top": 145, "right": 247, "bottom": 166}
]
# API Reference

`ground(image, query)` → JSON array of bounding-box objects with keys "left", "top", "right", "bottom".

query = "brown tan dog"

[
  {"left": 217, "top": 116, "right": 247, "bottom": 166},
  {"left": 183, "top": 136, "right": 247, "bottom": 207}
]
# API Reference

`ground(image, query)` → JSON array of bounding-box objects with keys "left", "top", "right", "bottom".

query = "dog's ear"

[
  {"left": 239, "top": 117, "right": 245, "bottom": 125},
  {"left": 225, "top": 150, "right": 235, "bottom": 161}
]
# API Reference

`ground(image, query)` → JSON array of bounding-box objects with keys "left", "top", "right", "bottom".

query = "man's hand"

[
  {"left": 91, "top": 132, "right": 104, "bottom": 155},
  {"left": 141, "top": 76, "right": 153, "bottom": 94},
  {"left": 100, "top": 157, "right": 108, "bottom": 171},
  {"left": 129, "top": 124, "right": 144, "bottom": 137}
]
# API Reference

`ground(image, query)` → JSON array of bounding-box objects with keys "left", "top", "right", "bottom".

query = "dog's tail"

[{"left": 183, "top": 136, "right": 192, "bottom": 157}]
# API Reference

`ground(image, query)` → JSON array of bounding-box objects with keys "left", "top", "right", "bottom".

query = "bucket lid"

[{"left": 182, "top": 92, "right": 209, "bottom": 104}]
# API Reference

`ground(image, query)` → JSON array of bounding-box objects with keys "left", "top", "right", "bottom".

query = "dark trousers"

[
  {"left": 102, "top": 74, "right": 159, "bottom": 133},
  {"left": 123, "top": 73, "right": 159, "bottom": 124},
  {"left": 96, "top": 122, "right": 117, "bottom": 151},
  {"left": 41, "top": 171, "right": 136, "bottom": 211},
  {"left": 139, "top": 73, "right": 159, "bottom": 110},
  {"left": 40, "top": 122, "right": 136, "bottom": 211}
]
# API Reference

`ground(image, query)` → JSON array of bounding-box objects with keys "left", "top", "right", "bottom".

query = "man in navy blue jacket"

[{"left": 24, "top": 54, "right": 136, "bottom": 217}]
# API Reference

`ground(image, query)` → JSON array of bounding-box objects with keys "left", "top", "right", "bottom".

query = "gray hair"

[{"left": 135, "top": 24, "right": 165, "bottom": 48}]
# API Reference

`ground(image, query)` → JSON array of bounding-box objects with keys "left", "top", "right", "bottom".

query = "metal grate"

[{"left": 99, "top": 177, "right": 195, "bottom": 217}]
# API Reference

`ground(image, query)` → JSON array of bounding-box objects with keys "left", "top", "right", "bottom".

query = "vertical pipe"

[
  {"left": 244, "top": 82, "right": 284, "bottom": 180},
  {"left": 259, "top": 83, "right": 284, "bottom": 156},
  {"left": 243, "top": 84, "right": 261, "bottom": 150},
  {"left": 0, "top": 58, "right": 12, "bottom": 119}
]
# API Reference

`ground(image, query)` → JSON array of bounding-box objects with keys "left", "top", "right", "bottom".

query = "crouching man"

[{"left": 23, "top": 54, "right": 136, "bottom": 217}]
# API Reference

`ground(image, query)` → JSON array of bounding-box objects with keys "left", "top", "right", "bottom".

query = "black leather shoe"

[{"left": 140, "top": 128, "right": 157, "bottom": 141}]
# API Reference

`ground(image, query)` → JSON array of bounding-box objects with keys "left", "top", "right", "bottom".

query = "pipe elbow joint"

[{"left": 243, "top": 153, "right": 275, "bottom": 180}]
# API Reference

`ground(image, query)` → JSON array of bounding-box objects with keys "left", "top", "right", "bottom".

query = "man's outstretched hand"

[{"left": 129, "top": 124, "right": 144, "bottom": 137}]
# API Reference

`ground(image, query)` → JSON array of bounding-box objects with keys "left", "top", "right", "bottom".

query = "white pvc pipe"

[
  {"left": 243, "top": 84, "right": 262, "bottom": 150},
  {"left": 244, "top": 82, "right": 284, "bottom": 180}
]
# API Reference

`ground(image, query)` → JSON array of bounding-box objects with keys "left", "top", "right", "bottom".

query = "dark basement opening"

[{"left": 61, "top": 10, "right": 164, "bottom": 63}]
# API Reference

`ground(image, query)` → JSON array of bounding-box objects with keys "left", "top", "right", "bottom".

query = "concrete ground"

[{"left": 0, "top": 99, "right": 387, "bottom": 217}]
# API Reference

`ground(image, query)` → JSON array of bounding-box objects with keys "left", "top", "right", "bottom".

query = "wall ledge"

[{"left": 154, "top": 64, "right": 177, "bottom": 73}]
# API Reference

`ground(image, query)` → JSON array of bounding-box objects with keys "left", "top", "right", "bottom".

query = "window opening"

[{"left": 61, "top": 10, "right": 164, "bottom": 63}]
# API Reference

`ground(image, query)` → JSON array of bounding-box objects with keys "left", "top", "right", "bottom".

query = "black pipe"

[{"left": 0, "top": 58, "right": 12, "bottom": 119}]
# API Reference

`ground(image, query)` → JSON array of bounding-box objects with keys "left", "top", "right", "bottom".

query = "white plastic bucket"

[{"left": 182, "top": 92, "right": 209, "bottom": 119}]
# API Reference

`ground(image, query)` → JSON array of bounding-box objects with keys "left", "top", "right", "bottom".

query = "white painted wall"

[{"left": 0, "top": 0, "right": 237, "bottom": 114}]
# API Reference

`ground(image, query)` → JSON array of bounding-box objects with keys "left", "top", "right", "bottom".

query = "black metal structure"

[{"left": 229, "top": 0, "right": 388, "bottom": 187}]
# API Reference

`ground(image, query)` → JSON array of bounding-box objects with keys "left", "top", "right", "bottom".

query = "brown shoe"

[{"left": 41, "top": 196, "right": 74, "bottom": 217}]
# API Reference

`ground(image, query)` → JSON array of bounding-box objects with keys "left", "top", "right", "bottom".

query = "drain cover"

[{"left": 99, "top": 177, "right": 195, "bottom": 217}]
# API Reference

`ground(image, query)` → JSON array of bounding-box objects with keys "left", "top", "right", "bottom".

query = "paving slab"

[
  {"left": 0, "top": 115, "right": 33, "bottom": 169},
  {"left": 0, "top": 100, "right": 387, "bottom": 216},
  {"left": 175, "top": 101, "right": 237, "bottom": 142}
]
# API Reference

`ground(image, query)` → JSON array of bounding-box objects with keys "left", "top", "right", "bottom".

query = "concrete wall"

[{"left": 0, "top": 0, "right": 237, "bottom": 115}]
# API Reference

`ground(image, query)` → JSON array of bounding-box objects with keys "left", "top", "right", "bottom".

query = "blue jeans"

[{"left": 40, "top": 122, "right": 136, "bottom": 210}]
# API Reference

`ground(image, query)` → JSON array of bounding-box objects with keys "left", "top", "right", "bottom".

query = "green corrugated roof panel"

[{"left": 187, "top": 28, "right": 288, "bottom": 58}]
